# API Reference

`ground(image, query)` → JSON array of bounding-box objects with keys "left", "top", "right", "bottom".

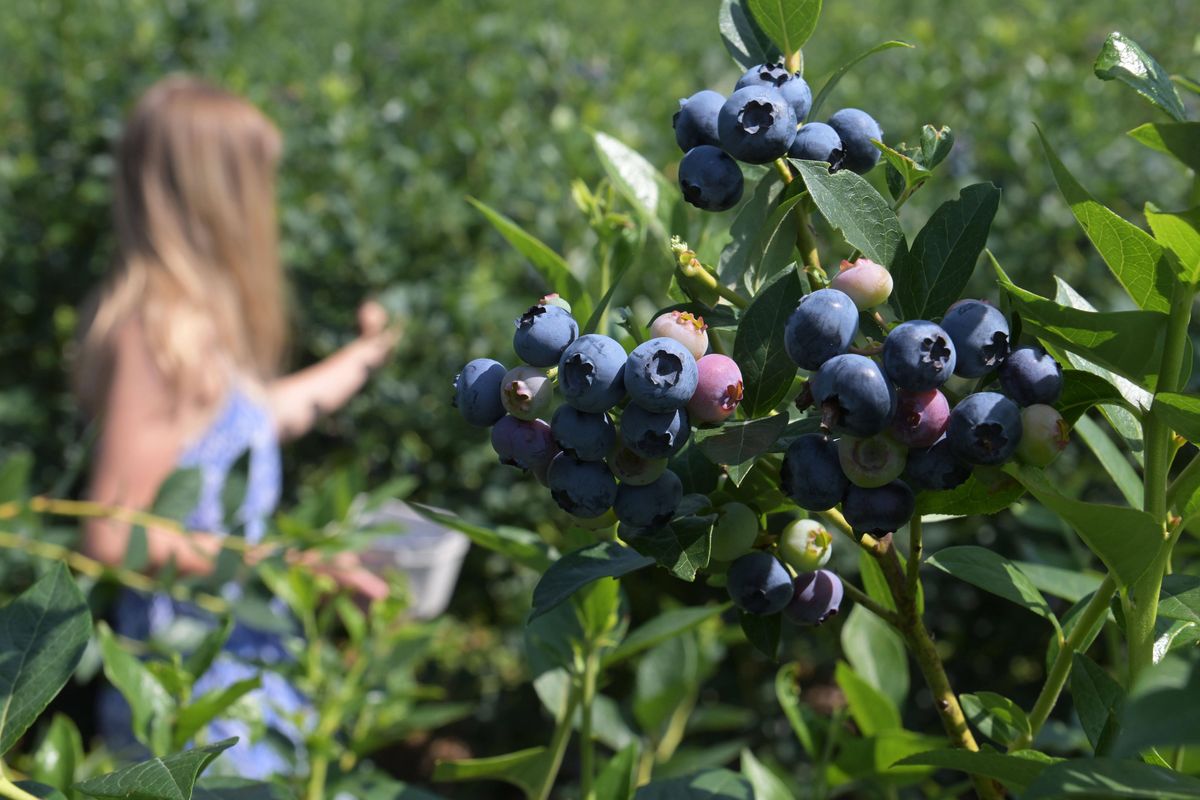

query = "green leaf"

[
  {"left": 718, "top": 0, "right": 781, "bottom": 72},
  {"left": 993, "top": 254, "right": 1172, "bottom": 391},
  {"left": 193, "top": 778, "right": 298, "bottom": 799},
  {"left": 1094, "top": 32, "right": 1187, "bottom": 122},
  {"left": 596, "top": 743, "right": 639, "bottom": 800},
  {"left": 634, "top": 636, "right": 701, "bottom": 736},
  {"left": 635, "top": 769, "right": 754, "bottom": 799},
  {"left": 890, "top": 183, "right": 1000, "bottom": 319},
  {"left": 717, "top": 177, "right": 785, "bottom": 286},
  {"left": 30, "top": 713, "right": 83, "bottom": 792},
  {"left": 433, "top": 746, "right": 561, "bottom": 798},
  {"left": 75, "top": 738, "right": 236, "bottom": 800},
  {"left": 927, "top": 546, "right": 1058, "bottom": 630},
  {"left": 739, "top": 612, "right": 781, "bottom": 660},
  {"left": 12, "top": 783, "right": 67, "bottom": 800},
  {"left": 530, "top": 542, "right": 652, "bottom": 622},
  {"left": 1130, "top": 123, "right": 1200, "bottom": 172},
  {"left": 895, "top": 749, "right": 1057, "bottom": 792},
  {"left": 746, "top": 0, "right": 820, "bottom": 56},
  {"left": 594, "top": 131, "right": 676, "bottom": 238},
  {"left": 152, "top": 468, "right": 203, "bottom": 523},
  {"left": 1073, "top": 415, "right": 1144, "bottom": 507},
  {"left": 919, "top": 124, "right": 956, "bottom": 170},
  {"left": 1037, "top": 128, "right": 1174, "bottom": 313},
  {"left": 1116, "top": 653, "right": 1200, "bottom": 756},
  {"left": 1056, "top": 370, "right": 1132, "bottom": 425},
  {"left": 0, "top": 562, "right": 91, "bottom": 757},
  {"left": 833, "top": 729, "right": 944, "bottom": 781},
  {"left": 835, "top": 661, "right": 900, "bottom": 735},
  {"left": 96, "top": 622, "right": 174, "bottom": 754},
  {"left": 1013, "top": 561, "right": 1103, "bottom": 603},
  {"left": 739, "top": 748, "right": 790, "bottom": 800},
  {"left": 602, "top": 604, "right": 729, "bottom": 668},
  {"left": 794, "top": 161, "right": 906, "bottom": 268},
  {"left": 413, "top": 505, "right": 554, "bottom": 572},
  {"left": 183, "top": 616, "right": 234, "bottom": 681},
  {"left": 696, "top": 415, "right": 789, "bottom": 467},
  {"left": 1006, "top": 465, "right": 1160, "bottom": 588},
  {"left": 173, "top": 678, "right": 260, "bottom": 750},
  {"left": 744, "top": 193, "right": 806, "bottom": 291},
  {"left": 808, "top": 41, "right": 914, "bottom": 120},
  {"left": 1159, "top": 575, "right": 1200, "bottom": 624},
  {"left": 840, "top": 605, "right": 908, "bottom": 709},
  {"left": 1145, "top": 205, "right": 1200, "bottom": 285},
  {"left": 960, "top": 692, "right": 1032, "bottom": 747},
  {"left": 1025, "top": 757, "right": 1200, "bottom": 799},
  {"left": 1071, "top": 653, "right": 1124, "bottom": 752},
  {"left": 878, "top": 141, "right": 932, "bottom": 200},
  {"left": 628, "top": 515, "right": 716, "bottom": 582},
  {"left": 1153, "top": 393, "right": 1200, "bottom": 443},
  {"left": 915, "top": 472, "right": 1025, "bottom": 518},
  {"left": 731, "top": 267, "right": 801, "bottom": 416},
  {"left": 775, "top": 662, "right": 816, "bottom": 758}
]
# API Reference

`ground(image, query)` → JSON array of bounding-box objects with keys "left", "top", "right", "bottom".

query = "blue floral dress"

[{"left": 99, "top": 387, "right": 309, "bottom": 778}]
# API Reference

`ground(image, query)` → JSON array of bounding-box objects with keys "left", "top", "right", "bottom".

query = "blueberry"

[
  {"left": 649, "top": 310, "right": 709, "bottom": 360},
  {"left": 711, "top": 502, "right": 760, "bottom": 561},
  {"left": 779, "top": 76, "right": 813, "bottom": 123},
  {"left": 558, "top": 334, "right": 627, "bottom": 413},
  {"left": 828, "top": 258, "right": 893, "bottom": 310},
  {"left": 826, "top": 108, "right": 883, "bottom": 174},
  {"left": 500, "top": 365, "right": 553, "bottom": 420},
  {"left": 882, "top": 320, "right": 957, "bottom": 391},
  {"left": 811, "top": 354, "right": 896, "bottom": 437},
  {"left": 788, "top": 121, "right": 843, "bottom": 163},
  {"left": 904, "top": 439, "right": 971, "bottom": 491},
  {"left": 784, "top": 569, "right": 844, "bottom": 625},
  {"left": 778, "top": 518, "right": 832, "bottom": 572},
  {"left": 687, "top": 354, "right": 744, "bottom": 424},
  {"left": 999, "top": 345, "right": 1063, "bottom": 406},
  {"left": 780, "top": 433, "right": 848, "bottom": 511},
  {"left": 491, "top": 416, "right": 559, "bottom": 483},
  {"left": 1016, "top": 404, "right": 1069, "bottom": 467},
  {"left": 891, "top": 389, "right": 950, "bottom": 448},
  {"left": 838, "top": 434, "right": 907, "bottom": 488},
  {"left": 940, "top": 300, "right": 1010, "bottom": 377},
  {"left": 784, "top": 288, "right": 859, "bottom": 371},
  {"left": 678, "top": 145, "right": 745, "bottom": 212},
  {"left": 726, "top": 551, "right": 793, "bottom": 615},
  {"left": 513, "top": 304, "right": 578, "bottom": 367},
  {"left": 842, "top": 481, "right": 915, "bottom": 535},
  {"left": 454, "top": 358, "right": 507, "bottom": 427},
  {"left": 551, "top": 406, "right": 616, "bottom": 461},
  {"left": 614, "top": 469, "right": 683, "bottom": 528},
  {"left": 673, "top": 90, "right": 725, "bottom": 153},
  {"left": 546, "top": 453, "right": 619, "bottom": 518},
  {"left": 734, "top": 62, "right": 791, "bottom": 90},
  {"left": 620, "top": 405, "right": 690, "bottom": 459},
  {"left": 947, "top": 391, "right": 1023, "bottom": 466},
  {"left": 624, "top": 337, "right": 699, "bottom": 413},
  {"left": 607, "top": 445, "right": 669, "bottom": 486},
  {"left": 718, "top": 86, "right": 798, "bottom": 165}
]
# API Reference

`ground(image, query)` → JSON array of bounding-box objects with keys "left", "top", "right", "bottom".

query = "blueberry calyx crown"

[{"left": 738, "top": 100, "right": 776, "bottom": 134}]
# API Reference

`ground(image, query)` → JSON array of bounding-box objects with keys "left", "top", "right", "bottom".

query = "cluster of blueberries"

[
  {"left": 673, "top": 60, "right": 884, "bottom": 211},
  {"left": 454, "top": 295, "right": 744, "bottom": 533}
]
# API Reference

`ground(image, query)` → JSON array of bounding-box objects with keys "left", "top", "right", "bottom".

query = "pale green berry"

[
  {"left": 778, "top": 518, "right": 833, "bottom": 572},
  {"left": 710, "top": 502, "right": 760, "bottom": 562}
]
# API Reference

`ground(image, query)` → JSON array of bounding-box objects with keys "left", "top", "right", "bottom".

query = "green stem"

[
  {"left": 598, "top": 240, "right": 612, "bottom": 334},
  {"left": 676, "top": 259, "right": 748, "bottom": 310},
  {"left": 0, "top": 765, "right": 40, "bottom": 800},
  {"left": 906, "top": 515, "right": 923, "bottom": 596},
  {"left": 841, "top": 580, "right": 901, "bottom": 627},
  {"left": 579, "top": 653, "right": 599, "bottom": 800},
  {"left": 1011, "top": 573, "right": 1118, "bottom": 751},
  {"left": 1126, "top": 282, "right": 1194, "bottom": 682},
  {"left": 535, "top": 687, "right": 581, "bottom": 800}
]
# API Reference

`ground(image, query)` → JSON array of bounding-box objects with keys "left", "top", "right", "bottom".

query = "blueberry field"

[{"left": 2, "top": 0, "right": 1200, "bottom": 798}]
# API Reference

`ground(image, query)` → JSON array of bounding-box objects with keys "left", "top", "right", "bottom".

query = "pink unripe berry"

[
  {"left": 500, "top": 366, "right": 552, "bottom": 420},
  {"left": 539, "top": 293, "right": 572, "bottom": 312},
  {"left": 687, "top": 354, "right": 744, "bottom": 424},
  {"left": 1017, "top": 404, "right": 1069, "bottom": 467},
  {"left": 829, "top": 258, "right": 893, "bottom": 310},
  {"left": 891, "top": 389, "right": 951, "bottom": 448},
  {"left": 649, "top": 310, "right": 709, "bottom": 360}
]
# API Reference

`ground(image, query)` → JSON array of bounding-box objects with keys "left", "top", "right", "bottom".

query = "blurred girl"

[{"left": 75, "top": 76, "right": 397, "bottom": 777}]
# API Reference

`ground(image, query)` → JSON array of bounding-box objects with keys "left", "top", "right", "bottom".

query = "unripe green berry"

[
  {"left": 710, "top": 502, "right": 760, "bottom": 562},
  {"left": 1017, "top": 404, "right": 1069, "bottom": 467},
  {"left": 837, "top": 434, "right": 907, "bottom": 488},
  {"left": 778, "top": 518, "right": 833, "bottom": 572}
]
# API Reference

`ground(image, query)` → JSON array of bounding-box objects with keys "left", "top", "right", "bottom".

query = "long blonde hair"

[{"left": 77, "top": 75, "right": 288, "bottom": 415}]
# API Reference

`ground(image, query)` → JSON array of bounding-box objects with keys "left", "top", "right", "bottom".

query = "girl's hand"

[
  {"left": 287, "top": 547, "right": 391, "bottom": 603},
  {"left": 357, "top": 300, "right": 401, "bottom": 370}
]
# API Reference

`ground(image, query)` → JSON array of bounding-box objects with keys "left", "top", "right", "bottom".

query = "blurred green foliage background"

[{"left": 1, "top": 0, "right": 1197, "bottom": 787}]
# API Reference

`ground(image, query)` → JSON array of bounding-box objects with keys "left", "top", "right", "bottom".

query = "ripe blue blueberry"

[
  {"left": 718, "top": 86, "right": 798, "bottom": 165},
  {"left": 811, "top": 354, "right": 896, "bottom": 437},
  {"left": 614, "top": 469, "right": 683, "bottom": 528},
  {"left": 454, "top": 358, "right": 507, "bottom": 427},
  {"left": 788, "top": 122, "right": 842, "bottom": 163},
  {"left": 551, "top": 406, "right": 616, "bottom": 461},
  {"left": 513, "top": 304, "right": 578, "bottom": 367},
  {"left": 678, "top": 145, "right": 744, "bottom": 212},
  {"left": 999, "top": 345, "right": 1063, "bottom": 406},
  {"left": 620, "top": 405, "right": 690, "bottom": 459},
  {"left": 625, "top": 337, "right": 699, "bottom": 413},
  {"left": 780, "top": 433, "right": 849, "bottom": 511},
  {"left": 947, "top": 391, "right": 1023, "bottom": 466},
  {"left": 546, "top": 453, "right": 619, "bottom": 518},
  {"left": 882, "top": 320, "right": 957, "bottom": 391},
  {"left": 785, "top": 569, "right": 844, "bottom": 626},
  {"left": 726, "top": 551, "right": 793, "bottom": 615},
  {"left": 734, "top": 62, "right": 791, "bottom": 90},
  {"left": 784, "top": 288, "right": 859, "bottom": 371},
  {"left": 940, "top": 300, "right": 1010, "bottom": 377},
  {"left": 780, "top": 77, "right": 813, "bottom": 123},
  {"left": 826, "top": 108, "right": 883, "bottom": 174},
  {"left": 491, "top": 416, "right": 559, "bottom": 483},
  {"left": 558, "top": 334, "right": 627, "bottom": 413},
  {"left": 673, "top": 90, "right": 725, "bottom": 152},
  {"left": 842, "top": 480, "right": 915, "bottom": 535},
  {"left": 904, "top": 439, "right": 972, "bottom": 491}
]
